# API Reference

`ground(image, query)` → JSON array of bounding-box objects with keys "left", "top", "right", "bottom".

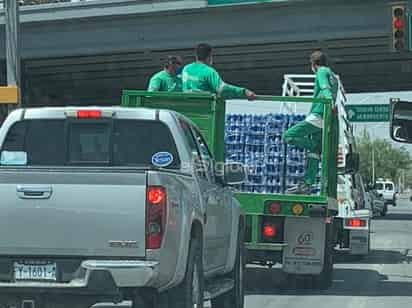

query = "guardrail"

[
  {"left": 19, "top": 0, "right": 72, "bottom": 5},
  {"left": 0, "top": 0, "right": 205, "bottom": 23}
]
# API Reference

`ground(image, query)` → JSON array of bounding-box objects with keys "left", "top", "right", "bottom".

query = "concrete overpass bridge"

[{"left": 0, "top": 0, "right": 410, "bottom": 106}]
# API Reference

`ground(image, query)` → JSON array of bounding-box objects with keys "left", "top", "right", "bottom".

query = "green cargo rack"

[{"left": 121, "top": 90, "right": 226, "bottom": 163}]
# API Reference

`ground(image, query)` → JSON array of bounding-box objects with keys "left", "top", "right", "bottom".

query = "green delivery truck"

[{"left": 121, "top": 90, "right": 358, "bottom": 289}]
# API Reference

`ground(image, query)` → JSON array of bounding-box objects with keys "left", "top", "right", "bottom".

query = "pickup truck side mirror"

[
  {"left": 223, "top": 162, "right": 245, "bottom": 185},
  {"left": 390, "top": 99, "right": 412, "bottom": 143},
  {"left": 345, "top": 152, "right": 360, "bottom": 174}
]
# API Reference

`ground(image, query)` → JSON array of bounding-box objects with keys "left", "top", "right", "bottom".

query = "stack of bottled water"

[
  {"left": 244, "top": 115, "right": 266, "bottom": 193},
  {"left": 225, "top": 114, "right": 245, "bottom": 163},
  {"left": 224, "top": 113, "right": 321, "bottom": 195},
  {"left": 264, "top": 114, "right": 286, "bottom": 194},
  {"left": 284, "top": 114, "right": 306, "bottom": 192}
]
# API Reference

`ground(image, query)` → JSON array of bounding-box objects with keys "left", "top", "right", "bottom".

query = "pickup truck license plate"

[{"left": 14, "top": 261, "right": 57, "bottom": 281}]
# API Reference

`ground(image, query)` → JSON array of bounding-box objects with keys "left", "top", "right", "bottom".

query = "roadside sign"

[{"left": 345, "top": 104, "right": 389, "bottom": 122}]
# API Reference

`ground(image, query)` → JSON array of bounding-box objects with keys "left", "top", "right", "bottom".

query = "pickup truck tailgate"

[{"left": 0, "top": 170, "right": 147, "bottom": 258}]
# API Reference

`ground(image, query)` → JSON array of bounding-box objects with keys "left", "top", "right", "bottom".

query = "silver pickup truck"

[{"left": 0, "top": 107, "right": 245, "bottom": 308}]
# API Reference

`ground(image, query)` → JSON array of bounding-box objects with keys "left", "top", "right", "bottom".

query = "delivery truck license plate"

[{"left": 14, "top": 261, "right": 57, "bottom": 281}]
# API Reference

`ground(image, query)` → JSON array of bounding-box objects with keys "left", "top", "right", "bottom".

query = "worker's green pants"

[{"left": 283, "top": 120, "right": 322, "bottom": 185}]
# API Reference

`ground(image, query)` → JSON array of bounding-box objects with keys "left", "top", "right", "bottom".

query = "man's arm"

[
  {"left": 174, "top": 75, "right": 183, "bottom": 92},
  {"left": 208, "top": 68, "right": 246, "bottom": 99},
  {"left": 147, "top": 75, "right": 161, "bottom": 92},
  {"left": 316, "top": 68, "right": 333, "bottom": 99}
]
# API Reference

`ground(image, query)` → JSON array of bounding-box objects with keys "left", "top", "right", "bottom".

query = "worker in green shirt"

[
  {"left": 284, "top": 50, "right": 338, "bottom": 194},
  {"left": 182, "top": 43, "right": 256, "bottom": 100},
  {"left": 147, "top": 56, "right": 183, "bottom": 92}
]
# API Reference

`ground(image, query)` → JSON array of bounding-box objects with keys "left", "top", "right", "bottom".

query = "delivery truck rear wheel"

[{"left": 211, "top": 226, "right": 245, "bottom": 308}]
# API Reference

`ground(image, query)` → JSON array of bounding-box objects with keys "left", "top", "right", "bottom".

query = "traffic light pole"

[
  {"left": 5, "top": 0, "right": 20, "bottom": 90},
  {"left": 1, "top": 0, "right": 20, "bottom": 121}
]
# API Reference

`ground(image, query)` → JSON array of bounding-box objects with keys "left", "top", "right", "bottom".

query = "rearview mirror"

[
  {"left": 345, "top": 152, "right": 360, "bottom": 174},
  {"left": 390, "top": 99, "right": 412, "bottom": 143},
  {"left": 223, "top": 162, "right": 245, "bottom": 185}
]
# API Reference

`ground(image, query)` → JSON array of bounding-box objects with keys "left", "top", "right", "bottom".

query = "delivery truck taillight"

[
  {"left": 146, "top": 186, "right": 167, "bottom": 249},
  {"left": 346, "top": 218, "right": 366, "bottom": 228},
  {"left": 263, "top": 223, "right": 277, "bottom": 237},
  {"left": 261, "top": 217, "right": 284, "bottom": 243}
]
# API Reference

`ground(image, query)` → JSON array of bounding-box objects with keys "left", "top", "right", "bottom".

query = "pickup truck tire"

[
  {"left": 135, "top": 238, "right": 204, "bottom": 308},
  {"left": 211, "top": 226, "right": 245, "bottom": 308},
  {"left": 168, "top": 238, "right": 204, "bottom": 308},
  {"left": 311, "top": 223, "right": 334, "bottom": 290}
]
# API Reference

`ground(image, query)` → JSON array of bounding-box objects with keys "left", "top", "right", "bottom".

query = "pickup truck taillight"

[{"left": 146, "top": 186, "right": 167, "bottom": 249}]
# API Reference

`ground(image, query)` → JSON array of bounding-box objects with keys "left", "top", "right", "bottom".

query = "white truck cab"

[{"left": 375, "top": 179, "right": 396, "bottom": 206}]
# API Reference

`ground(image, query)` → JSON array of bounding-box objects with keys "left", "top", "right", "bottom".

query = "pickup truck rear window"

[{"left": 1, "top": 119, "right": 180, "bottom": 168}]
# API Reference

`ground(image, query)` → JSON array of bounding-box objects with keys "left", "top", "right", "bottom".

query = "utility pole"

[
  {"left": 372, "top": 147, "right": 375, "bottom": 184},
  {"left": 402, "top": 169, "right": 405, "bottom": 193},
  {"left": 5, "top": 0, "right": 20, "bottom": 91},
  {"left": 0, "top": 0, "right": 20, "bottom": 121}
]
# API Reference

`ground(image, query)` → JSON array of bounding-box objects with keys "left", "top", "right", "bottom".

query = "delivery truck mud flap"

[
  {"left": 282, "top": 217, "right": 326, "bottom": 275},
  {"left": 349, "top": 230, "right": 370, "bottom": 255}
]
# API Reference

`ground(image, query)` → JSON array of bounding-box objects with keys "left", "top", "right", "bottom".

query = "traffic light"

[{"left": 392, "top": 5, "right": 407, "bottom": 51}]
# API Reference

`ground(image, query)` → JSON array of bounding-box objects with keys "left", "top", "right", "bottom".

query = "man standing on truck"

[
  {"left": 283, "top": 50, "right": 338, "bottom": 194},
  {"left": 182, "top": 43, "right": 256, "bottom": 100},
  {"left": 147, "top": 55, "right": 183, "bottom": 92}
]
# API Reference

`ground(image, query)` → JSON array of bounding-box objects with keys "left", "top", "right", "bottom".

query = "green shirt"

[
  {"left": 311, "top": 66, "right": 338, "bottom": 115},
  {"left": 182, "top": 62, "right": 246, "bottom": 98},
  {"left": 147, "top": 70, "right": 182, "bottom": 92}
]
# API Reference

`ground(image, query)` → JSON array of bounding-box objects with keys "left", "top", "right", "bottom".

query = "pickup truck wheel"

[
  {"left": 169, "top": 238, "right": 204, "bottom": 308},
  {"left": 211, "top": 226, "right": 245, "bottom": 308}
]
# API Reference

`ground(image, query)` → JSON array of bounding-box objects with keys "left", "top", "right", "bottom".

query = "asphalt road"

[
  {"left": 245, "top": 198, "right": 412, "bottom": 308},
  {"left": 97, "top": 198, "right": 412, "bottom": 308}
]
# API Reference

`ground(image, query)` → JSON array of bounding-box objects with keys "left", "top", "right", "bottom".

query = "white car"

[
  {"left": 366, "top": 189, "right": 387, "bottom": 217},
  {"left": 375, "top": 179, "right": 396, "bottom": 206}
]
